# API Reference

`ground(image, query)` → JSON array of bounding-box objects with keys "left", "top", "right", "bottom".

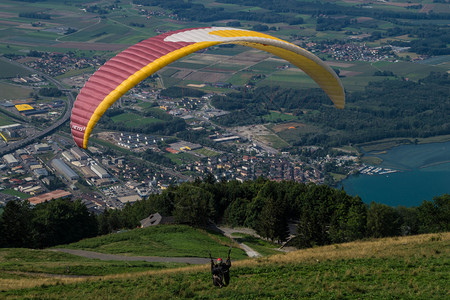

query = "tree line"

[
  {"left": 1, "top": 178, "right": 448, "bottom": 249},
  {"left": 0, "top": 199, "right": 97, "bottom": 248}
]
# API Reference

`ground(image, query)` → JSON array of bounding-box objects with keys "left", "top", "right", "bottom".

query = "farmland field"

[
  {"left": 258, "top": 134, "right": 290, "bottom": 149},
  {"left": 263, "top": 111, "right": 299, "bottom": 123},
  {"left": 0, "top": 82, "right": 33, "bottom": 99},
  {"left": 0, "top": 113, "right": 15, "bottom": 126},
  {"left": 111, "top": 112, "right": 162, "bottom": 128},
  {"left": 0, "top": 60, "right": 31, "bottom": 78}
]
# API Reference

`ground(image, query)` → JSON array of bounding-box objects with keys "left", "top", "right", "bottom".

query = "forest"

[
  {"left": 212, "top": 72, "right": 450, "bottom": 146},
  {"left": 1, "top": 177, "right": 449, "bottom": 249}
]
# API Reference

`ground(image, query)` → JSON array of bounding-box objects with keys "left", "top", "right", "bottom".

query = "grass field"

[
  {"left": 193, "top": 148, "right": 220, "bottom": 157},
  {"left": 0, "top": 60, "right": 31, "bottom": 79},
  {"left": 0, "top": 113, "right": 15, "bottom": 126},
  {"left": 0, "top": 248, "right": 183, "bottom": 277},
  {"left": 0, "top": 82, "right": 33, "bottom": 100},
  {"left": 166, "top": 152, "right": 199, "bottom": 165},
  {"left": 263, "top": 111, "right": 299, "bottom": 123},
  {"left": 56, "top": 225, "right": 247, "bottom": 259},
  {"left": 2, "top": 232, "right": 448, "bottom": 298},
  {"left": 111, "top": 112, "right": 162, "bottom": 128},
  {"left": 259, "top": 134, "right": 290, "bottom": 149},
  {"left": 0, "top": 188, "right": 30, "bottom": 199}
]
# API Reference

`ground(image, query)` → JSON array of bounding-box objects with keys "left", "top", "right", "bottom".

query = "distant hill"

[{"left": 2, "top": 231, "right": 448, "bottom": 299}]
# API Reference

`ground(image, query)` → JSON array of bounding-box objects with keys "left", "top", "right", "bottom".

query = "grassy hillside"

[
  {"left": 1, "top": 232, "right": 448, "bottom": 299},
  {"left": 55, "top": 225, "right": 248, "bottom": 259}
]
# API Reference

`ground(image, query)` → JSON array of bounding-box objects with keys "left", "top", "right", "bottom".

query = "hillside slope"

[{"left": 2, "top": 232, "right": 449, "bottom": 299}]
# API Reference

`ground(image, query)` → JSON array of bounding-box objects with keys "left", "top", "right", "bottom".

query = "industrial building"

[
  {"left": 0, "top": 124, "right": 22, "bottom": 130},
  {"left": 62, "top": 151, "right": 75, "bottom": 162},
  {"left": 34, "top": 143, "right": 51, "bottom": 152},
  {"left": 91, "top": 164, "right": 110, "bottom": 179},
  {"left": 70, "top": 147, "right": 88, "bottom": 160},
  {"left": 28, "top": 190, "right": 72, "bottom": 205},
  {"left": 3, "top": 154, "right": 18, "bottom": 166},
  {"left": 51, "top": 158, "right": 79, "bottom": 181}
]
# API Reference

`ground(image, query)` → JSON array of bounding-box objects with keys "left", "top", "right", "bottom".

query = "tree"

[
  {"left": 367, "top": 202, "right": 401, "bottom": 238},
  {"left": 32, "top": 199, "right": 98, "bottom": 247},
  {"left": 0, "top": 200, "right": 34, "bottom": 248},
  {"left": 173, "top": 184, "right": 213, "bottom": 226},
  {"left": 224, "top": 197, "right": 249, "bottom": 227},
  {"left": 397, "top": 206, "right": 420, "bottom": 235},
  {"left": 418, "top": 194, "right": 450, "bottom": 233},
  {"left": 328, "top": 193, "right": 367, "bottom": 243},
  {"left": 256, "top": 195, "right": 289, "bottom": 243}
]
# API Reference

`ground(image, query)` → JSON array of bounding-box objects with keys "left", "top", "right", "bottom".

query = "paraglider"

[
  {"left": 209, "top": 247, "right": 232, "bottom": 288},
  {"left": 71, "top": 27, "right": 345, "bottom": 149}
]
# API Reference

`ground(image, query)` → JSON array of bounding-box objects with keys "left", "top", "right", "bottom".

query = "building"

[
  {"left": 3, "top": 154, "right": 18, "bottom": 166},
  {"left": 28, "top": 190, "right": 72, "bottom": 205},
  {"left": 62, "top": 151, "right": 75, "bottom": 162},
  {"left": 70, "top": 147, "right": 88, "bottom": 160},
  {"left": 90, "top": 164, "right": 110, "bottom": 179},
  {"left": 51, "top": 158, "right": 79, "bottom": 181},
  {"left": 140, "top": 213, "right": 174, "bottom": 228},
  {"left": 34, "top": 143, "right": 51, "bottom": 152},
  {"left": 213, "top": 136, "right": 240, "bottom": 143},
  {"left": 117, "top": 195, "right": 141, "bottom": 204}
]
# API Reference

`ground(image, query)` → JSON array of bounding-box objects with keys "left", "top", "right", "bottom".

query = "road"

[
  {"left": 215, "top": 226, "right": 261, "bottom": 258},
  {"left": 0, "top": 57, "right": 75, "bottom": 156}
]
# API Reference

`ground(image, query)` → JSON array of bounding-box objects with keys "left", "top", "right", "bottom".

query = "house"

[{"left": 140, "top": 213, "right": 174, "bottom": 228}]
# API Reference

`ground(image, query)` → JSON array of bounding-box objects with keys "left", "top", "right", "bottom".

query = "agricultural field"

[
  {"left": 263, "top": 111, "right": 299, "bottom": 123},
  {"left": 0, "top": 112, "right": 16, "bottom": 126},
  {"left": 0, "top": 60, "right": 31, "bottom": 79},
  {"left": 258, "top": 134, "right": 290, "bottom": 149},
  {"left": 111, "top": 112, "right": 162, "bottom": 128}
]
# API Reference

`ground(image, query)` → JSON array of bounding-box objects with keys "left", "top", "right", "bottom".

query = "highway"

[{"left": 0, "top": 57, "right": 75, "bottom": 156}]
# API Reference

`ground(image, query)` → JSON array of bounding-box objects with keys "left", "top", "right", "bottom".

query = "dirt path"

[
  {"left": 50, "top": 249, "right": 210, "bottom": 264},
  {"left": 215, "top": 227, "right": 262, "bottom": 258}
]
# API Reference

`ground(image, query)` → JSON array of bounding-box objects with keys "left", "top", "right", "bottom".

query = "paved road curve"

[{"left": 50, "top": 248, "right": 211, "bottom": 264}]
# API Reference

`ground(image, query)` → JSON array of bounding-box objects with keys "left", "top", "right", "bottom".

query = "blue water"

[{"left": 340, "top": 142, "right": 450, "bottom": 207}]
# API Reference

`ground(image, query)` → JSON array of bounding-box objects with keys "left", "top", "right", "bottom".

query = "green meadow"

[
  {"left": 2, "top": 232, "right": 448, "bottom": 299},
  {"left": 56, "top": 225, "right": 248, "bottom": 259}
]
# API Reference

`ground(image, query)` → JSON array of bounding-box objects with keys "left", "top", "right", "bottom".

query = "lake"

[{"left": 340, "top": 141, "right": 450, "bottom": 207}]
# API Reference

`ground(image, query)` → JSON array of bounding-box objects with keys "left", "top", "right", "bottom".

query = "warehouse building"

[
  {"left": 51, "top": 158, "right": 79, "bottom": 181},
  {"left": 91, "top": 164, "right": 110, "bottom": 179},
  {"left": 62, "top": 151, "right": 75, "bottom": 162},
  {"left": 3, "top": 154, "right": 19, "bottom": 166},
  {"left": 70, "top": 147, "right": 88, "bottom": 160},
  {"left": 34, "top": 143, "right": 51, "bottom": 152}
]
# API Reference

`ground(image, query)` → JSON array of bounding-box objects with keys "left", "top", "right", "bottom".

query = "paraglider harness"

[{"left": 209, "top": 247, "right": 232, "bottom": 288}]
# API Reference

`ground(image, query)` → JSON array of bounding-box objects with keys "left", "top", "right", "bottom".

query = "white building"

[
  {"left": 62, "top": 151, "right": 75, "bottom": 162},
  {"left": 3, "top": 154, "right": 18, "bottom": 166},
  {"left": 91, "top": 164, "right": 110, "bottom": 179},
  {"left": 34, "top": 143, "right": 51, "bottom": 152}
]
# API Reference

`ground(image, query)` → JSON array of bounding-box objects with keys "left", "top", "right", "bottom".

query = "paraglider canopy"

[{"left": 71, "top": 27, "right": 345, "bottom": 149}]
